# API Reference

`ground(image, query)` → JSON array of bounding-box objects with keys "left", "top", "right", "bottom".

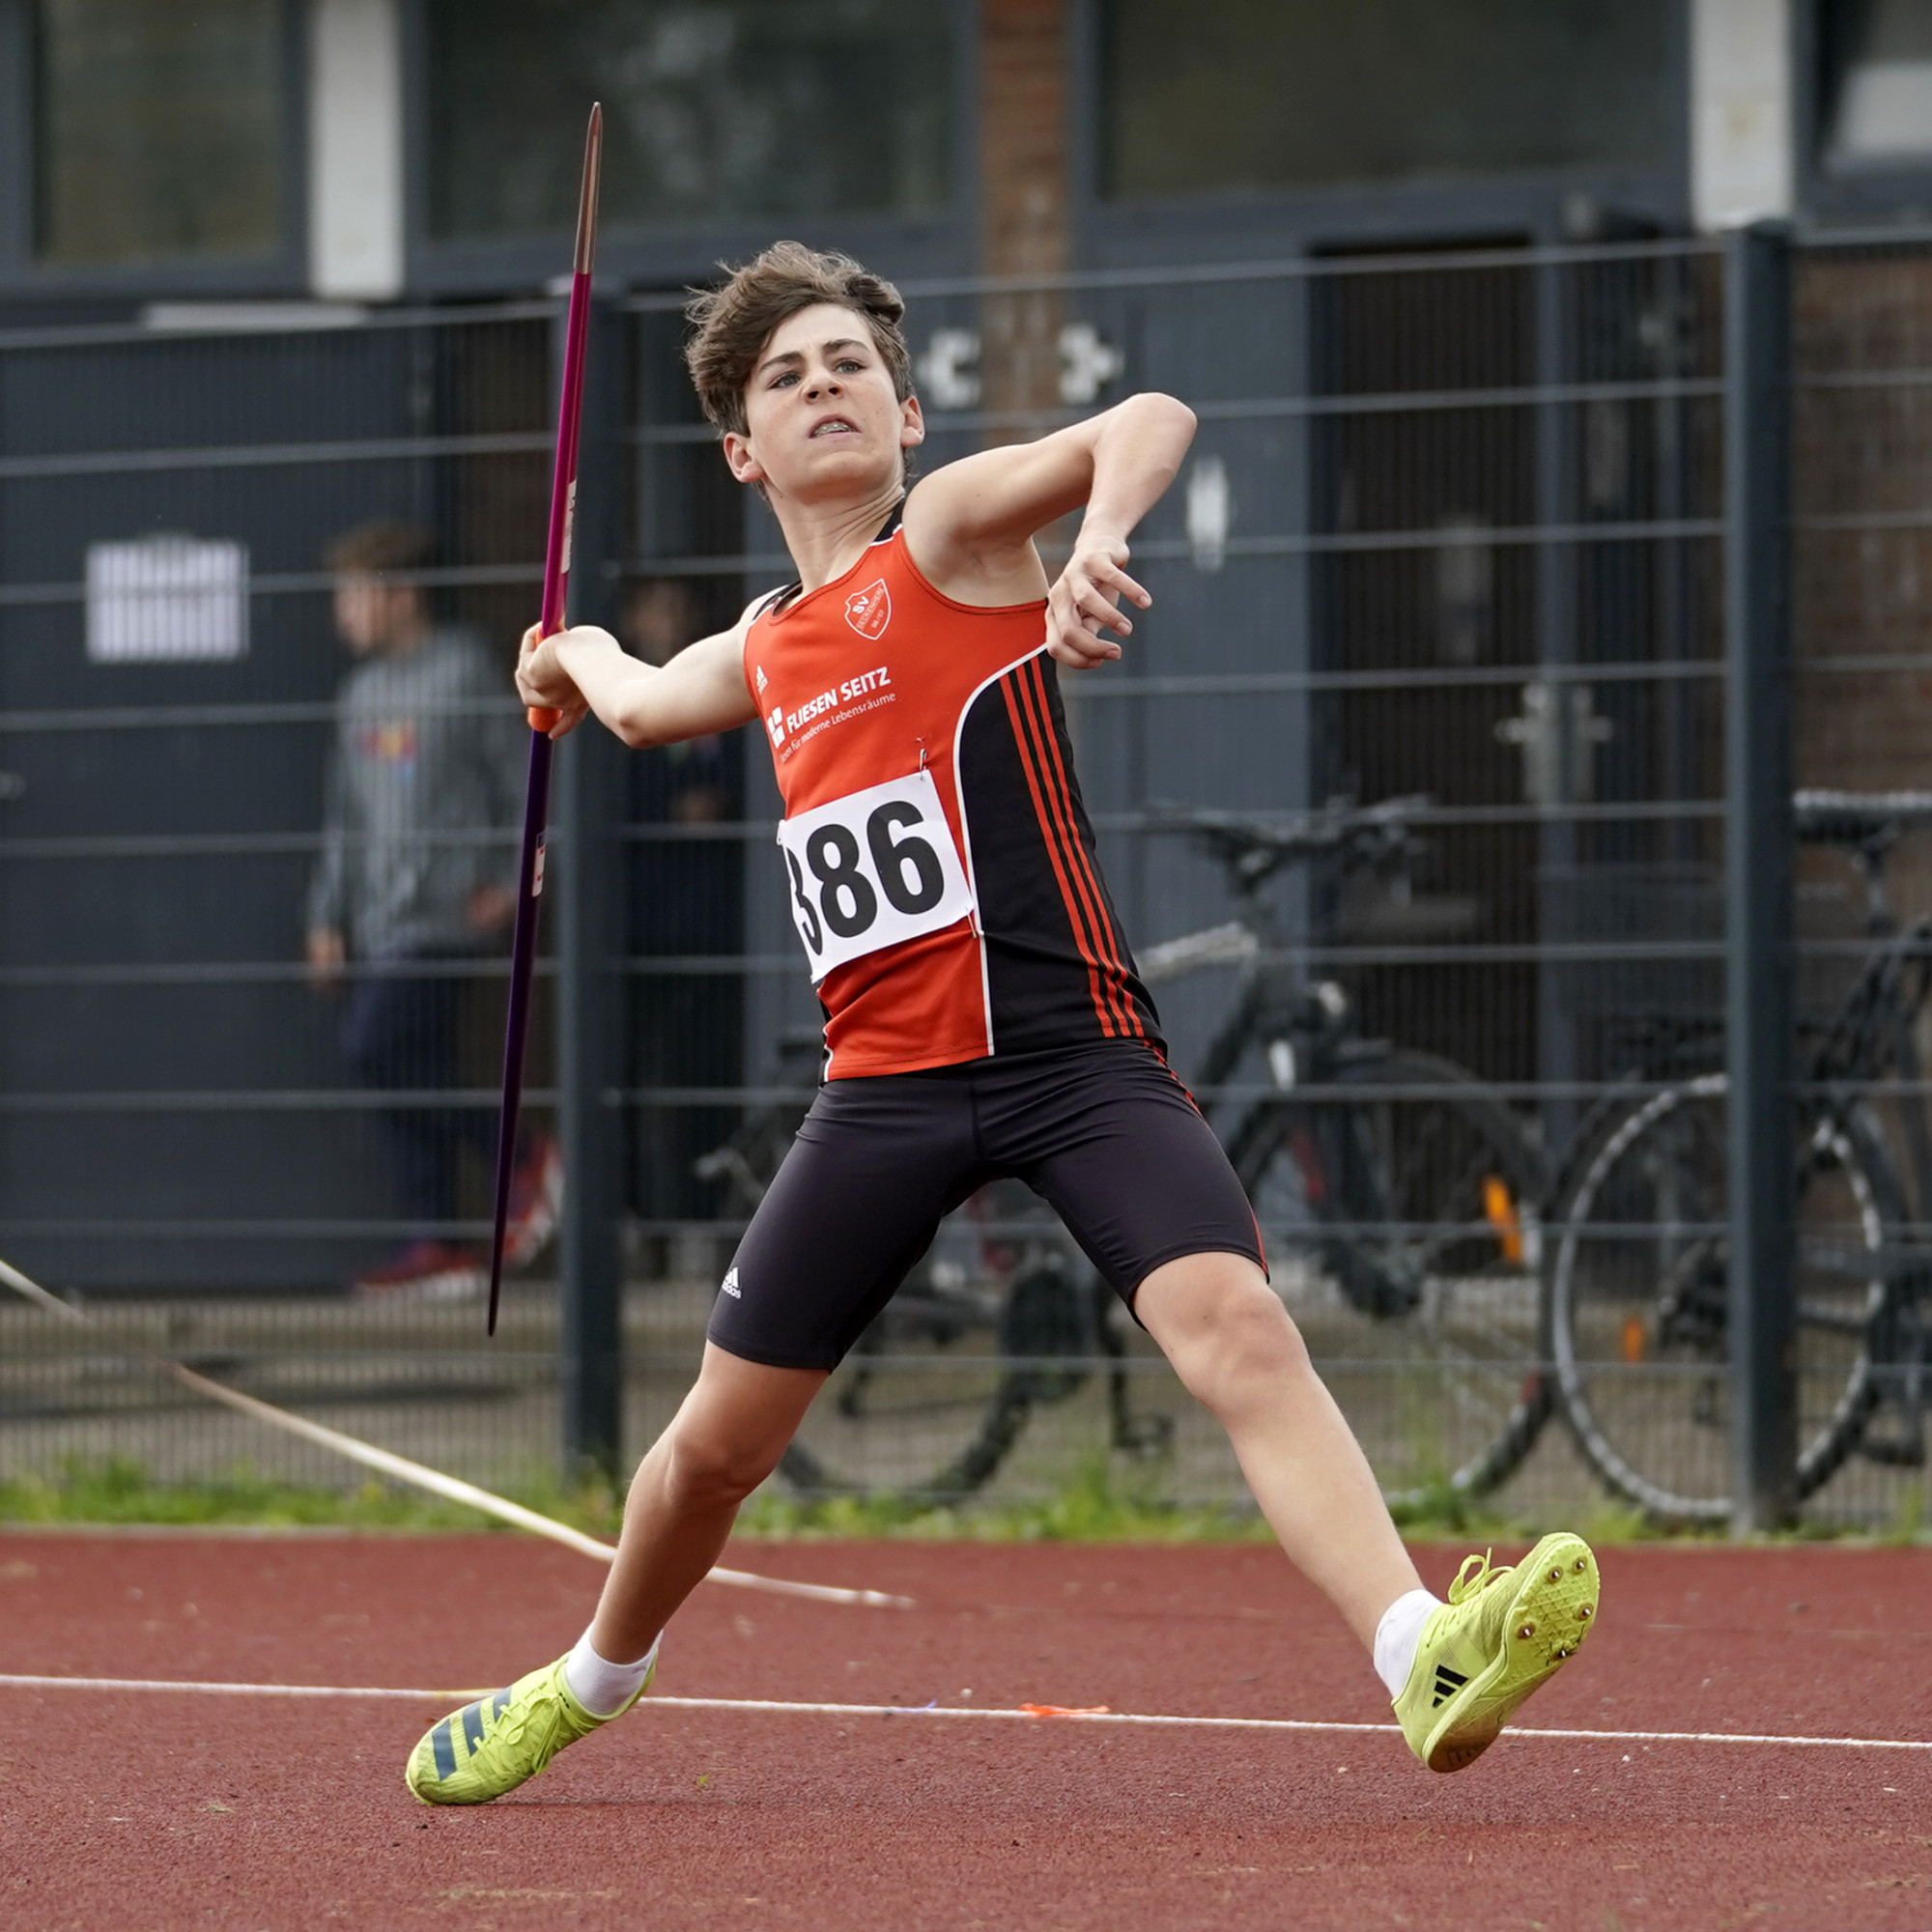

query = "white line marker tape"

[
  {"left": 0, "top": 1254, "right": 911, "bottom": 1612},
  {"left": 3, "top": 1674, "right": 1927, "bottom": 1753}
]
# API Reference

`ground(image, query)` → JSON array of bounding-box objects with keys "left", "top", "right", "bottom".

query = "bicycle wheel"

[
  {"left": 1230, "top": 1049, "right": 1551, "bottom": 1503},
  {"left": 1547, "top": 1072, "right": 1900, "bottom": 1522}
]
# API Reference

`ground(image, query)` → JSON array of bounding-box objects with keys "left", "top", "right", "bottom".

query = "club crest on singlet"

[
  {"left": 774, "top": 768, "right": 975, "bottom": 981},
  {"left": 844, "top": 580, "right": 891, "bottom": 639}
]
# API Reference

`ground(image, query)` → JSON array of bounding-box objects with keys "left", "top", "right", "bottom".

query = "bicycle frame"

[
  {"left": 1174, "top": 813, "right": 1403, "bottom": 1117},
  {"left": 1151, "top": 804, "right": 1474, "bottom": 1313},
  {"left": 1805, "top": 826, "right": 1932, "bottom": 1465},
  {"left": 1804, "top": 838, "right": 1932, "bottom": 1215}
]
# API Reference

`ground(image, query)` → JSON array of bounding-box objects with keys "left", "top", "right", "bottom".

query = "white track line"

[
  {"left": 0, "top": 1253, "right": 911, "bottom": 1612},
  {"left": 0, "top": 1675, "right": 490, "bottom": 1701},
  {"left": 3, "top": 1674, "right": 1927, "bottom": 1753}
]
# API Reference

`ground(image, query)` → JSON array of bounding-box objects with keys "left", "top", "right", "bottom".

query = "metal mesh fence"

[
  {"left": 1, "top": 236, "right": 1924, "bottom": 1530},
  {"left": 0, "top": 302, "right": 566, "bottom": 1484}
]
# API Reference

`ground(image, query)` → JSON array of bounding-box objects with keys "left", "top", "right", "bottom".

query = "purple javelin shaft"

[{"left": 489, "top": 104, "right": 603, "bottom": 1336}]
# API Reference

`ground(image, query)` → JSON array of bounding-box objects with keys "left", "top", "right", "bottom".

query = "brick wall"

[
  {"left": 1791, "top": 250, "right": 1932, "bottom": 925},
  {"left": 978, "top": 0, "right": 1069, "bottom": 428},
  {"left": 1792, "top": 252, "right": 1932, "bottom": 792}
]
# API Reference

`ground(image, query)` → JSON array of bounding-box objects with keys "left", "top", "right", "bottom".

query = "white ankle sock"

[
  {"left": 563, "top": 1629, "right": 660, "bottom": 1719},
  {"left": 1373, "top": 1588, "right": 1442, "bottom": 1699}
]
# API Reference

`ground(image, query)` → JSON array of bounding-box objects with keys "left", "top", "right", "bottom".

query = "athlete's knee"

[
  {"left": 1207, "top": 1291, "right": 1309, "bottom": 1391},
  {"left": 657, "top": 1413, "right": 786, "bottom": 1511},
  {"left": 1147, "top": 1263, "right": 1310, "bottom": 1409}
]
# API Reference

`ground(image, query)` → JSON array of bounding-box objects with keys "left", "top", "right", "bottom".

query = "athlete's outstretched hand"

[
  {"left": 515, "top": 621, "right": 594, "bottom": 738},
  {"left": 1046, "top": 531, "right": 1151, "bottom": 669}
]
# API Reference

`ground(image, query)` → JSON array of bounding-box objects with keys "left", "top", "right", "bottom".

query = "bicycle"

[
  {"left": 1142, "top": 796, "right": 1551, "bottom": 1504},
  {"left": 695, "top": 1034, "right": 1174, "bottom": 1500},
  {"left": 1544, "top": 788, "right": 1932, "bottom": 1522}
]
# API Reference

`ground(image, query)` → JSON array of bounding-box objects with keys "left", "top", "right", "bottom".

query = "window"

[
  {"left": 1100, "top": 0, "right": 1672, "bottom": 202},
  {"left": 34, "top": 0, "right": 284, "bottom": 268},
  {"left": 1819, "top": 0, "right": 1932, "bottom": 171},
  {"left": 425, "top": 0, "right": 954, "bottom": 242}
]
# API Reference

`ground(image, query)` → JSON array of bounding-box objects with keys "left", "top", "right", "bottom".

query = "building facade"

[
  {"left": 6, "top": 4, "right": 1932, "bottom": 314},
  {"left": 6, "top": 1, "right": 1932, "bottom": 1297}
]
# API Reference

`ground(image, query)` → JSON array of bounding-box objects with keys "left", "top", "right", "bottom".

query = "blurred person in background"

[
  {"left": 621, "top": 577, "right": 742, "bottom": 1267},
  {"left": 306, "top": 520, "right": 561, "bottom": 1298},
  {"left": 624, "top": 578, "right": 732, "bottom": 823}
]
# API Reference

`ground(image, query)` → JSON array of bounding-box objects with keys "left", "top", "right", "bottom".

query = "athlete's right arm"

[{"left": 514, "top": 605, "right": 760, "bottom": 747}]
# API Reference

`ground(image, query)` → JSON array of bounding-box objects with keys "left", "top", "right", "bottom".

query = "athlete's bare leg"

[
  {"left": 587, "top": 1343, "right": 826, "bottom": 1662},
  {"left": 1135, "top": 1253, "right": 1424, "bottom": 1651}
]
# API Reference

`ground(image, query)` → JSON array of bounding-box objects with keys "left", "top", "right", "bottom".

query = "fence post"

[
  {"left": 554, "top": 298, "right": 628, "bottom": 1484},
  {"left": 1534, "top": 251, "right": 1581, "bottom": 1162},
  {"left": 1723, "top": 221, "right": 1797, "bottom": 1534}
]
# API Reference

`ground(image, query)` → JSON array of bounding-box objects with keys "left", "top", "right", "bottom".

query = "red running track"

[{"left": 1, "top": 1531, "right": 1928, "bottom": 1930}]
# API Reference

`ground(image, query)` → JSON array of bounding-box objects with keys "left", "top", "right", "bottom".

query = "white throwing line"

[
  {"left": 0, "top": 1255, "right": 911, "bottom": 1612},
  {"left": 0, "top": 1674, "right": 492, "bottom": 1702},
  {"left": 2, "top": 1675, "right": 1927, "bottom": 1753}
]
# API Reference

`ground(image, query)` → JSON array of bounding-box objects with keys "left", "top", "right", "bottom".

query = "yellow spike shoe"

[
  {"left": 1393, "top": 1532, "right": 1600, "bottom": 1773},
  {"left": 405, "top": 1649, "right": 654, "bottom": 1805}
]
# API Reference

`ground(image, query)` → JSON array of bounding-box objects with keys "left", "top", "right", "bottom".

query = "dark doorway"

[{"left": 1311, "top": 241, "right": 1541, "bottom": 1094}]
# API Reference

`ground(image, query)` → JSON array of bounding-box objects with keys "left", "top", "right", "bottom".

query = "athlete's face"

[{"left": 724, "top": 302, "right": 923, "bottom": 504}]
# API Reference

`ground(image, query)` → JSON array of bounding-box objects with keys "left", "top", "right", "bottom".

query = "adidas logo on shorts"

[{"left": 720, "top": 1267, "right": 742, "bottom": 1299}]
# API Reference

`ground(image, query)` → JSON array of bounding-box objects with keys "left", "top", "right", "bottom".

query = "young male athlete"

[{"left": 405, "top": 242, "right": 1600, "bottom": 1805}]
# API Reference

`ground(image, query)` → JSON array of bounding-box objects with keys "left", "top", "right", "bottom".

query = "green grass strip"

[{"left": 1, "top": 1453, "right": 1918, "bottom": 1546}]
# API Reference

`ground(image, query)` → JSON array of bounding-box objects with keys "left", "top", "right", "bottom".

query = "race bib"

[{"left": 775, "top": 769, "right": 975, "bottom": 981}]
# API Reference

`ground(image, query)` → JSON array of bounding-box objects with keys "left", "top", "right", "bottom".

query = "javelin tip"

[{"left": 574, "top": 103, "right": 604, "bottom": 277}]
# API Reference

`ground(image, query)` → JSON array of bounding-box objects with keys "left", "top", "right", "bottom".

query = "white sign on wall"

[{"left": 86, "top": 536, "right": 250, "bottom": 664}]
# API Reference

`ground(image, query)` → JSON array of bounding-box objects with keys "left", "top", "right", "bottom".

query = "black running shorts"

[{"left": 706, "top": 1038, "right": 1265, "bottom": 1372}]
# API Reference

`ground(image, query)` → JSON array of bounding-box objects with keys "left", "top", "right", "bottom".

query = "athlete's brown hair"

[
  {"left": 324, "top": 519, "right": 437, "bottom": 579},
  {"left": 684, "top": 241, "right": 914, "bottom": 438}
]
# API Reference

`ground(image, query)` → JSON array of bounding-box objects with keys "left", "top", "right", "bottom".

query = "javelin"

[
  {"left": 0, "top": 1252, "right": 911, "bottom": 1610},
  {"left": 488, "top": 102, "right": 603, "bottom": 1335}
]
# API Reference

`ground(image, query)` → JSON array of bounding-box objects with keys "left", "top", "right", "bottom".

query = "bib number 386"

[{"left": 775, "top": 769, "right": 975, "bottom": 981}]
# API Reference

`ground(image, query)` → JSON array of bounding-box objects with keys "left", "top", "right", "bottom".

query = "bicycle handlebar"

[
  {"left": 1144, "top": 794, "right": 1433, "bottom": 872},
  {"left": 1152, "top": 788, "right": 1932, "bottom": 863},
  {"left": 1794, "top": 789, "right": 1932, "bottom": 849}
]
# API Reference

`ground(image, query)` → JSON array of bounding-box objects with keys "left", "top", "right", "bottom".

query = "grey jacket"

[{"left": 306, "top": 627, "right": 526, "bottom": 960}]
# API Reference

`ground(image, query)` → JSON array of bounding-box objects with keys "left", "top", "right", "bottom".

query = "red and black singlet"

[{"left": 743, "top": 526, "right": 1161, "bottom": 1078}]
